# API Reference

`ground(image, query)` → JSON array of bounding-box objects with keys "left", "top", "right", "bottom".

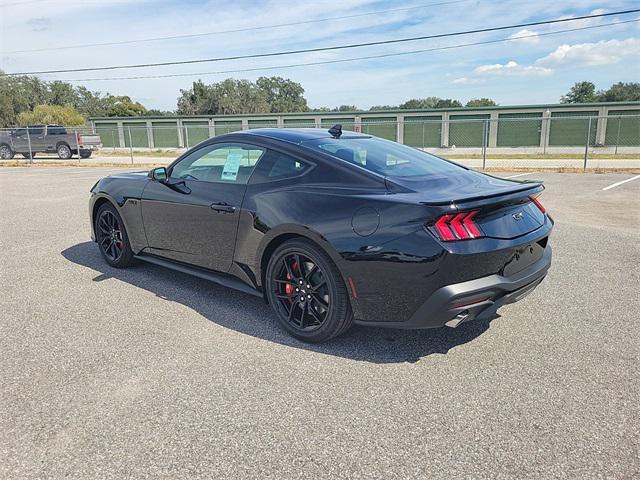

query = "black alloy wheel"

[
  {"left": 95, "top": 203, "right": 134, "bottom": 268},
  {"left": 266, "top": 239, "right": 353, "bottom": 342}
]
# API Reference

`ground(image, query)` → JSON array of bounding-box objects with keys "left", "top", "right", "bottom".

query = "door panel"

[{"left": 141, "top": 180, "right": 246, "bottom": 272}]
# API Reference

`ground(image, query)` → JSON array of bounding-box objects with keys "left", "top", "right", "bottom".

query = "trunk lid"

[{"left": 387, "top": 170, "right": 546, "bottom": 240}]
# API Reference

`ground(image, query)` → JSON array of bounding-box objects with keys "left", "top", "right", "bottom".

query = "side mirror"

[{"left": 149, "top": 167, "right": 167, "bottom": 181}]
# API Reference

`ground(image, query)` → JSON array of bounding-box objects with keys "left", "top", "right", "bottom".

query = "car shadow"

[{"left": 62, "top": 242, "right": 497, "bottom": 364}]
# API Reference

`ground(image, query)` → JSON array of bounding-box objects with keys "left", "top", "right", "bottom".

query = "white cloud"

[
  {"left": 536, "top": 38, "right": 640, "bottom": 66},
  {"left": 453, "top": 60, "right": 553, "bottom": 84},
  {"left": 508, "top": 29, "right": 540, "bottom": 45}
]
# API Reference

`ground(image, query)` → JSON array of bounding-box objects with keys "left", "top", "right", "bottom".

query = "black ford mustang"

[{"left": 89, "top": 126, "right": 552, "bottom": 343}]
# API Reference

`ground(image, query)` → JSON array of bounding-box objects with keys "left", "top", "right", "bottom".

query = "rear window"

[
  {"left": 302, "top": 136, "right": 463, "bottom": 177},
  {"left": 47, "top": 126, "right": 67, "bottom": 135}
]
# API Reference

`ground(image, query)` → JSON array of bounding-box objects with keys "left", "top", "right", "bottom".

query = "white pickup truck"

[{"left": 0, "top": 125, "right": 102, "bottom": 160}]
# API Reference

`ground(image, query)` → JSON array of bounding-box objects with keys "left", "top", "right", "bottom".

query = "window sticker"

[{"left": 221, "top": 152, "right": 242, "bottom": 181}]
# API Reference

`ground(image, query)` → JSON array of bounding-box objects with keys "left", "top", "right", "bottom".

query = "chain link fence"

[{"left": 1, "top": 115, "right": 638, "bottom": 170}]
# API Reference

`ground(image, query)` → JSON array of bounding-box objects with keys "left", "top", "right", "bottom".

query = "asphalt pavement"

[{"left": 0, "top": 167, "right": 638, "bottom": 479}]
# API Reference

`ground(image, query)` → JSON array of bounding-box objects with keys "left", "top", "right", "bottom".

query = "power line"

[
  {"left": 3, "top": 9, "right": 639, "bottom": 77},
  {"left": 62, "top": 19, "right": 639, "bottom": 82},
  {"left": 4, "top": 0, "right": 470, "bottom": 54}
]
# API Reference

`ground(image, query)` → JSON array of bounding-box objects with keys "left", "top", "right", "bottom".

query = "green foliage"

[
  {"left": 256, "top": 76, "right": 308, "bottom": 113},
  {"left": 561, "top": 81, "right": 640, "bottom": 103},
  {"left": 105, "top": 96, "right": 147, "bottom": 117},
  {"left": 561, "top": 81, "right": 597, "bottom": 103},
  {"left": 597, "top": 82, "right": 640, "bottom": 102},
  {"left": 177, "top": 77, "right": 308, "bottom": 115},
  {"left": 17, "top": 104, "right": 86, "bottom": 126},
  {"left": 369, "top": 105, "right": 397, "bottom": 111},
  {"left": 466, "top": 98, "right": 497, "bottom": 107},
  {"left": 0, "top": 71, "right": 148, "bottom": 126},
  {"left": 398, "top": 97, "right": 463, "bottom": 109}
]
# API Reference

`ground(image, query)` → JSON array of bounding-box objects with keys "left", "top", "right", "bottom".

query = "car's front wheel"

[
  {"left": 95, "top": 203, "right": 134, "bottom": 268},
  {"left": 265, "top": 239, "right": 353, "bottom": 343},
  {"left": 0, "top": 144, "right": 14, "bottom": 159}
]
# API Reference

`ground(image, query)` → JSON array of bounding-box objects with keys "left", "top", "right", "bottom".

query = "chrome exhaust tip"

[{"left": 445, "top": 310, "right": 469, "bottom": 328}]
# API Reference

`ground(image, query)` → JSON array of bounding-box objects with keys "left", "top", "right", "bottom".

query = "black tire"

[
  {"left": 22, "top": 152, "right": 36, "bottom": 159},
  {"left": 95, "top": 202, "right": 135, "bottom": 268},
  {"left": 57, "top": 143, "right": 72, "bottom": 160},
  {"left": 0, "top": 144, "right": 14, "bottom": 160},
  {"left": 80, "top": 150, "right": 92, "bottom": 159},
  {"left": 265, "top": 239, "right": 353, "bottom": 343}
]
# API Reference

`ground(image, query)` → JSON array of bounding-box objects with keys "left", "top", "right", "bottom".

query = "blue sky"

[{"left": 1, "top": 0, "right": 639, "bottom": 110}]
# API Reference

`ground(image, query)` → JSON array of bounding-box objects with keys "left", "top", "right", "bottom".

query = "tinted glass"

[
  {"left": 27, "top": 126, "right": 44, "bottom": 135},
  {"left": 251, "top": 150, "right": 310, "bottom": 183},
  {"left": 170, "top": 143, "right": 265, "bottom": 184},
  {"left": 302, "top": 136, "right": 464, "bottom": 177},
  {"left": 47, "top": 127, "right": 67, "bottom": 135}
]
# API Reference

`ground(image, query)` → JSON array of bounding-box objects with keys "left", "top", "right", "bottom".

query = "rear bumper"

[
  {"left": 354, "top": 244, "right": 552, "bottom": 330},
  {"left": 79, "top": 144, "right": 101, "bottom": 151}
]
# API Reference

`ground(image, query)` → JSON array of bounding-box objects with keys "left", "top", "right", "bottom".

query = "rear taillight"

[
  {"left": 76, "top": 132, "right": 81, "bottom": 145},
  {"left": 433, "top": 210, "right": 483, "bottom": 241},
  {"left": 529, "top": 194, "right": 546, "bottom": 214}
]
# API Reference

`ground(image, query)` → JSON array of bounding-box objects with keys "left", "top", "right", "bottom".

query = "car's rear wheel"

[
  {"left": 80, "top": 150, "right": 92, "bottom": 159},
  {"left": 265, "top": 239, "right": 353, "bottom": 343},
  {"left": 57, "top": 143, "right": 72, "bottom": 159},
  {"left": 95, "top": 203, "right": 134, "bottom": 268}
]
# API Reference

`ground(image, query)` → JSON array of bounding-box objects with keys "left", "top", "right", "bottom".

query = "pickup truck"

[{"left": 0, "top": 125, "right": 102, "bottom": 160}]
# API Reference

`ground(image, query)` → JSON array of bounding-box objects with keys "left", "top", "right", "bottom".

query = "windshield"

[{"left": 302, "top": 136, "right": 465, "bottom": 177}]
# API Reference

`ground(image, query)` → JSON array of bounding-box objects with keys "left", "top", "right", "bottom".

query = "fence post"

[
  {"left": 74, "top": 129, "right": 79, "bottom": 162},
  {"left": 422, "top": 122, "right": 425, "bottom": 150},
  {"left": 184, "top": 125, "right": 190, "bottom": 149},
  {"left": 128, "top": 127, "right": 133, "bottom": 165},
  {"left": 26, "top": 127, "right": 33, "bottom": 163},
  {"left": 583, "top": 116, "right": 592, "bottom": 171},
  {"left": 112, "top": 130, "right": 116, "bottom": 152},
  {"left": 482, "top": 119, "right": 488, "bottom": 170},
  {"left": 614, "top": 116, "right": 622, "bottom": 155}
]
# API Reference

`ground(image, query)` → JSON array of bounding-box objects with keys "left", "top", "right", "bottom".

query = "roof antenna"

[{"left": 328, "top": 124, "right": 342, "bottom": 138}]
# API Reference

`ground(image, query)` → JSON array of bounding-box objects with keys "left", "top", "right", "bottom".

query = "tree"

[
  {"left": 597, "top": 82, "right": 640, "bottom": 102},
  {"left": 434, "top": 98, "right": 463, "bottom": 108},
  {"left": 17, "top": 104, "right": 86, "bottom": 126},
  {"left": 105, "top": 96, "right": 147, "bottom": 117},
  {"left": 369, "top": 105, "right": 397, "bottom": 111},
  {"left": 256, "top": 76, "right": 308, "bottom": 113},
  {"left": 560, "top": 81, "right": 597, "bottom": 103},
  {"left": 146, "top": 109, "right": 175, "bottom": 116},
  {"left": 466, "top": 98, "right": 497, "bottom": 107},
  {"left": 333, "top": 105, "right": 359, "bottom": 112},
  {"left": 399, "top": 97, "right": 440, "bottom": 109}
]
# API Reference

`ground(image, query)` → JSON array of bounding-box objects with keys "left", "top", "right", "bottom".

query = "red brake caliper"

[{"left": 285, "top": 262, "right": 298, "bottom": 301}]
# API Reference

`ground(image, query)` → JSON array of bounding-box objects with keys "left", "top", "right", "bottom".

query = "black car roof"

[{"left": 236, "top": 128, "right": 371, "bottom": 143}]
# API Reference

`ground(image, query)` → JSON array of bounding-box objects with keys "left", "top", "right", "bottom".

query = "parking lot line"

[
  {"left": 601, "top": 174, "right": 640, "bottom": 191},
  {"left": 504, "top": 173, "right": 533, "bottom": 179}
]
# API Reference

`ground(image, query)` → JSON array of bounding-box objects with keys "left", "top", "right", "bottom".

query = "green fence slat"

[
  {"left": 497, "top": 113, "right": 542, "bottom": 147},
  {"left": 152, "top": 122, "right": 179, "bottom": 148},
  {"left": 403, "top": 116, "right": 442, "bottom": 147},
  {"left": 605, "top": 110, "right": 640, "bottom": 146},
  {"left": 549, "top": 111, "right": 598, "bottom": 146},
  {"left": 183, "top": 121, "right": 210, "bottom": 147},
  {"left": 449, "top": 114, "right": 489, "bottom": 147},
  {"left": 95, "top": 123, "right": 118, "bottom": 147},
  {"left": 214, "top": 121, "right": 242, "bottom": 136},
  {"left": 360, "top": 117, "right": 396, "bottom": 141},
  {"left": 123, "top": 122, "right": 149, "bottom": 148}
]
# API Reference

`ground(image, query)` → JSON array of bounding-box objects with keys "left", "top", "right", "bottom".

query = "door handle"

[{"left": 210, "top": 202, "right": 236, "bottom": 213}]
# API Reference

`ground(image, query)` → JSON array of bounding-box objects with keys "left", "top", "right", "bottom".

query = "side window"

[
  {"left": 47, "top": 127, "right": 66, "bottom": 135},
  {"left": 28, "top": 126, "right": 44, "bottom": 135},
  {"left": 169, "top": 143, "right": 265, "bottom": 184},
  {"left": 250, "top": 150, "right": 311, "bottom": 183}
]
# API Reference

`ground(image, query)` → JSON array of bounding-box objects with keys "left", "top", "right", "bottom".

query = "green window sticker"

[{"left": 221, "top": 152, "right": 242, "bottom": 181}]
